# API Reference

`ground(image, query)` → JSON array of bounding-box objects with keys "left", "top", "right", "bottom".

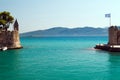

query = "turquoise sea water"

[{"left": 1, "top": 36, "right": 120, "bottom": 80}]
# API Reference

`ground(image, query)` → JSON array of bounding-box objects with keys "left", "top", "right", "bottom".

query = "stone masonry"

[
  {"left": 108, "top": 26, "right": 120, "bottom": 45},
  {"left": 0, "top": 20, "right": 22, "bottom": 49}
]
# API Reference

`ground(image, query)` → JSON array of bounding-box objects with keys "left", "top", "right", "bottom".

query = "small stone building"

[
  {"left": 108, "top": 26, "right": 120, "bottom": 45},
  {"left": 0, "top": 20, "right": 22, "bottom": 49}
]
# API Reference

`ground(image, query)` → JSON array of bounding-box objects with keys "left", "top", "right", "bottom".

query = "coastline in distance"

[{"left": 20, "top": 27, "right": 108, "bottom": 37}]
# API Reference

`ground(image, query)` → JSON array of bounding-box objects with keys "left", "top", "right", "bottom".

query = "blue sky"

[{"left": 0, "top": 0, "right": 120, "bottom": 33}]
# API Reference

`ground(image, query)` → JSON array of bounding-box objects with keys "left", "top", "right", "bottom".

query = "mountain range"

[{"left": 21, "top": 27, "right": 108, "bottom": 37}]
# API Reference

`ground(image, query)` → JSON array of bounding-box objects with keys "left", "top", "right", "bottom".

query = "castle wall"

[
  {"left": 0, "top": 30, "right": 22, "bottom": 48},
  {"left": 12, "top": 30, "right": 21, "bottom": 48},
  {"left": 117, "top": 31, "right": 120, "bottom": 45},
  {"left": 108, "top": 26, "right": 118, "bottom": 45},
  {"left": 0, "top": 19, "right": 22, "bottom": 50},
  {"left": 0, "top": 31, "right": 12, "bottom": 47}
]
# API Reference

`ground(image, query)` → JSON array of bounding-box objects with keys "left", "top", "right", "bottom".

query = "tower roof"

[
  {"left": 14, "top": 19, "right": 19, "bottom": 31},
  {"left": 14, "top": 19, "right": 19, "bottom": 27}
]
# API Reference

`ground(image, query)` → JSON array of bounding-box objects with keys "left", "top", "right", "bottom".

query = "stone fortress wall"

[
  {"left": 0, "top": 20, "right": 22, "bottom": 49},
  {"left": 108, "top": 26, "right": 120, "bottom": 45}
]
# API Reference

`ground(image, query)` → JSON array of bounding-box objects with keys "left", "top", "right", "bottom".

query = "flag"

[{"left": 105, "top": 13, "right": 111, "bottom": 18}]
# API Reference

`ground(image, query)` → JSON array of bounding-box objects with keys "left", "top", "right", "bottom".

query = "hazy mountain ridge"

[{"left": 21, "top": 27, "right": 108, "bottom": 37}]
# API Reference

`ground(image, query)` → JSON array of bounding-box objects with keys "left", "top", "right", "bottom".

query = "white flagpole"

[
  {"left": 109, "top": 13, "right": 111, "bottom": 27},
  {"left": 105, "top": 13, "right": 111, "bottom": 27}
]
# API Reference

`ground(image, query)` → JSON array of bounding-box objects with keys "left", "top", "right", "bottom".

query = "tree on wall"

[{"left": 0, "top": 11, "right": 14, "bottom": 31}]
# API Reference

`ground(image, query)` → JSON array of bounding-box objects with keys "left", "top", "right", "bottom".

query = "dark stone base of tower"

[
  {"left": 0, "top": 20, "right": 22, "bottom": 50},
  {"left": 94, "top": 26, "right": 120, "bottom": 52}
]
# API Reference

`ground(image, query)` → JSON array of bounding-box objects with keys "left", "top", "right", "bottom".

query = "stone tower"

[
  {"left": 12, "top": 20, "right": 22, "bottom": 48},
  {"left": 117, "top": 30, "right": 120, "bottom": 45},
  {"left": 0, "top": 19, "right": 22, "bottom": 49},
  {"left": 108, "top": 26, "right": 118, "bottom": 45}
]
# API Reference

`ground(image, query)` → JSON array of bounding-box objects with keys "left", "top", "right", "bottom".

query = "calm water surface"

[{"left": 0, "top": 36, "right": 120, "bottom": 80}]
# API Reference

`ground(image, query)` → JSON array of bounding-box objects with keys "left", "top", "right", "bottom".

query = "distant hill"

[{"left": 21, "top": 27, "right": 108, "bottom": 37}]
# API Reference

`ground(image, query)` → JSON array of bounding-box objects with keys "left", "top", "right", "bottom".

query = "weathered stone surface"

[
  {"left": 0, "top": 19, "right": 22, "bottom": 50},
  {"left": 108, "top": 26, "right": 120, "bottom": 45},
  {"left": 0, "top": 30, "right": 22, "bottom": 49}
]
